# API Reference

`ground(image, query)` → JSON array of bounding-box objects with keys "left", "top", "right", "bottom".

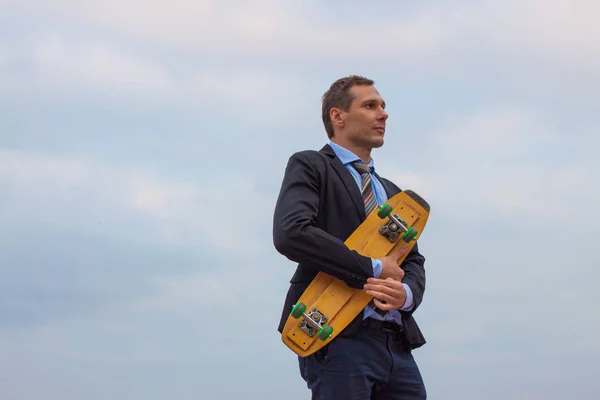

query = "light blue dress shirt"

[{"left": 328, "top": 141, "right": 414, "bottom": 325}]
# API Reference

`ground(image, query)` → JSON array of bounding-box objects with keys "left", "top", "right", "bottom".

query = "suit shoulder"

[
  {"left": 289, "top": 149, "right": 325, "bottom": 159},
  {"left": 291, "top": 149, "right": 318, "bottom": 157},
  {"left": 378, "top": 175, "right": 402, "bottom": 192},
  {"left": 286, "top": 149, "right": 329, "bottom": 167}
]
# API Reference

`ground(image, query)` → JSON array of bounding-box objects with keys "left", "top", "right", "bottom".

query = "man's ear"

[{"left": 330, "top": 108, "right": 344, "bottom": 129}]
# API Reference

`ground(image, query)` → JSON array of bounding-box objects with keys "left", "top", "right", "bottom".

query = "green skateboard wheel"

[
  {"left": 290, "top": 302, "right": 306, "bottom": 319},
  {"left": 377, "top": 203, "right": 393, "bottom": 219},
  {"left": 318, "top": 325, "right": 333, "bottom": 341},
  {"left": 402, "top": 227, "right": 418, "bottom": 242}
]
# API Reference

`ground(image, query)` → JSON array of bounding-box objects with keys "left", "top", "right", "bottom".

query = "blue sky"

[{"left": 1, "top": 1, "right": 599, "bottom": 399}]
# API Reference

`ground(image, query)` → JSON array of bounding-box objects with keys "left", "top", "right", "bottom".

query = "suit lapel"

[{"left": 319, "top": 144, "right": 366, "bottom": 220}]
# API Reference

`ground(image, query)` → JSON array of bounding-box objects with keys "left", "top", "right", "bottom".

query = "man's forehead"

[{"left": 351, "top": 85, "right": 385, "bottom": 103}]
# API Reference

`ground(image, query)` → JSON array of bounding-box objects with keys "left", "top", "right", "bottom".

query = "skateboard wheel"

[
  {"left": 290, "top": 302, "right": 306, "bottom": 319},
  {"left": 318, "top": 325, "right": 333, "bottom": 341},
  {"left": 377, "top": 203, "right": 393, "bottom": 219},
  {"left": 401, "top": 227, "right": 418, "bottom": 242}
]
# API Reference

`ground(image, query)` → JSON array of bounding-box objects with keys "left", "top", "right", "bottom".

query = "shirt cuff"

[
  {"left": 371, "top": 258, "right": 382, "bottom": 278},
  {"left": 400, "top": 283, "right": 414, "bottom": 311}
]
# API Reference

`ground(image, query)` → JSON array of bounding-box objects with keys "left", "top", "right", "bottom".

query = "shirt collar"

[{"left": 328, "top": 141, "right": 375, "bottom": 171}]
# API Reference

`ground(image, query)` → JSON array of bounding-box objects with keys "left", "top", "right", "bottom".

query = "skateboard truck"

[
  {"left": 290, "top": 302, "right": 334, "bottom": 341},
  {"left": 376, "top": 203, "right": 418, "bottom": 243}
]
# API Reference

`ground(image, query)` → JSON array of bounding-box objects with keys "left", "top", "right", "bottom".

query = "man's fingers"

[
  {"left": 373, "top": 298, "right": 395, "bottom": 311},
  {"left": 364, "top": 281, "right": 401, "bottom": 299},
  {"left": 364, "top": 278, "right": 407, "bottom": 310},
  {"left": 366, "top": 290, "right": 401, "bottom": 310},
  {"left": 364, "top": 282, "right": 397, "bottom": 296},
  {"left": 365, "top": 289, "right": 395, "bottom": 303},
  {"left": 365, "top": 277, "right": 399, "bottom": 285}
]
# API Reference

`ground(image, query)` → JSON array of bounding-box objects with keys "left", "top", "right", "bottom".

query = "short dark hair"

[{"left": 321, "top": 75, "right": 374, "bottom": 138}]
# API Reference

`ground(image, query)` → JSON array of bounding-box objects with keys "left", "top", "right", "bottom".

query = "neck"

[{"left": 331, "top": 138, "right": 371, "bottom": 164}]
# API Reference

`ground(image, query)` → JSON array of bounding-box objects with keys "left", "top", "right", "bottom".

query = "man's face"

[{"left": 340, "top": 84, "right": 388, "bottom": 149}]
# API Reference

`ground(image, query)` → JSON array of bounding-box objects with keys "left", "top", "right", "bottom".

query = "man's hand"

[
  {"left": 363, "top": 277, "right": 408, "bottom": 310},
  {"left": 365, "top": 245, "right": 410, "bottom": 310},
  {"left": 378, "top": 245, "right": 408, "bottom": 281}
]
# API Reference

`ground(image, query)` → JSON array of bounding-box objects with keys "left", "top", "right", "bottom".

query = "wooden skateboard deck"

[{"left": 281, "top": 189, "right": 430, "bottom": 357}]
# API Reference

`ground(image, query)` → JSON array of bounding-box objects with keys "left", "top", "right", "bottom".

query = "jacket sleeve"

[
  {"left": 399, "top": 243, "right": 426, "bottom": 315},
  {"left": 272, "top": 151, "right": 374, "bottom": 288}
]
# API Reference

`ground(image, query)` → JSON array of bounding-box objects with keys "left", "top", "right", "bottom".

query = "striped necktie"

[
  {"left": 352, "top": 161, "right": 388, "bottom": 316},
  {"left": 352, "top": 161, "right": 378, "bottom": 217}
]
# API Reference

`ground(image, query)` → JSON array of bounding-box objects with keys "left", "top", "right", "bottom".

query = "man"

[{"left": 273, "top": 75, "right": 427, "bottom": 399}]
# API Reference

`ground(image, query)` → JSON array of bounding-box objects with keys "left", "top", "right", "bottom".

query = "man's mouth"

[{"left": 374, "top": 126, "right": 385, "bottom": 134}]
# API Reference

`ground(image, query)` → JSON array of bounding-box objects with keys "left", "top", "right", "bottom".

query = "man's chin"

[{"left": 371, "top": 137, "right": 384, "bottom": 148}]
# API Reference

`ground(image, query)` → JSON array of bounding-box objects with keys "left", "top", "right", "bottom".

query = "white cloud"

[
  {"left": 127, "top": 179, "right": 198, "bottom": 221},
  {"left": 124, "top": 266, "right": 279, "bottom": 320},
  {"left": 474, "top": 1, "right": 600, "bottom": 59},
  {"left": 31, "top": 34, "right": 175, "bottom": 95},
  {"left": 3, "top": 0, "right": 598, "bottom": 108},
  {"left": 0, "top": 35, "right": 175, "bottom": 99},
  {"left": 4, "top": 0, "right": 599, "bottom": 73},
  {"left": 0, "top": 148, "right": 88, "bottom": 190},
  {"left": 414, "top": 0, "right": 600, "bottom": 76},
  {"left": 0, "top": 148, "right": 271, "bottom": 252},
  {"left": 1, "top": 33, "right": 315, "bottom": 110},
  {"left": 384, "top": 107, "right": 599, "bottom": 224},
  {"left": 429, "top": 108, "right": 548, "bottom": 157},
  {"left": 186, "top": 68, "right": 311, "bottom": 110},
  {"left": 0, "top": 1, "right": 443, "bottom": 61}
]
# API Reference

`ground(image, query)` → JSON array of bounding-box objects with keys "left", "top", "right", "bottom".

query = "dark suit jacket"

[{"left": 272, "top": 143, "right": 427, "bottom": 350}]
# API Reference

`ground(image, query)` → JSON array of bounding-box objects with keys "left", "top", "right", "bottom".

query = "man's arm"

[
  {"left": 363, "top": 243, "right": 420, "bottom": 311},
  {"left": 399, "top": 244, "right": 426, "bottom": 314},
  {"left": 362, "top": 244, "right": 425, "bottom": 312},
  {"left": 272, "top": 152, "right": 374, "bottom": 288}
]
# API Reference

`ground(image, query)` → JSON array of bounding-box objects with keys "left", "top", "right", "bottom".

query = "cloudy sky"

[{"left": 1, "top": 1, "right": 599, "bottom": 399}]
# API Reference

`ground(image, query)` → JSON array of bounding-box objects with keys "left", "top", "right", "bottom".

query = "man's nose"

[{"left": 379, "top": 107, "right": 388, "bottom": 120}]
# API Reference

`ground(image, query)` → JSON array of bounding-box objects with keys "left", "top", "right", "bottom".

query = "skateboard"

[{"left": 281, "top": 189, "right": 430, "bottom": 357}]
